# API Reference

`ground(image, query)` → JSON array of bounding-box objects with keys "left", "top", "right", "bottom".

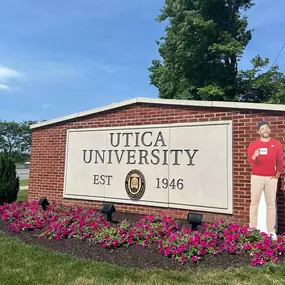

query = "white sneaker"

[
  {"left": 248, "top": 227, "right": 256, "bottom": 232},
  {"left": 269, "top": 232, "right": 277, "bottom": 240}
]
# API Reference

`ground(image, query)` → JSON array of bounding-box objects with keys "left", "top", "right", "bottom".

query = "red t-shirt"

[{"left": 247, "top": 138, "right": 284, "bottom": 176}]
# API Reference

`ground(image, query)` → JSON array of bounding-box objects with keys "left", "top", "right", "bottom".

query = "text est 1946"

[{"left": 93, "top": 174, "right": 184, "bottom": 190}]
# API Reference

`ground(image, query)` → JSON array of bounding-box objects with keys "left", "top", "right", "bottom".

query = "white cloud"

[
  {"left": 42, "top": 104, "right": 52, "bottom": 109},
  {"left": 44, "top": 62, "right": 81, "bottom": 77},
  {"left": 23, "top": 60, "right": 122, "bottom": 82},
  {"left": 0, "top": 66, "right": 21, "bottom": 81},
  {"left": 0, "top": 84, "right": 11, "bottom": 91},
  {"left": 93, "top": 62, "right": 121, "bottom": 74},
  {"left": 0, "top": 66, "right": 21, "bottom": 91},
  {"left": 23, "top": 61, "right": 82, "bottom": 81}
]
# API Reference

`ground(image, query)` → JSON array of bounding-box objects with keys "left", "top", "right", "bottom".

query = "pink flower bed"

[{"left": 1, "top": 201, "right": 285, "bottom": 266}]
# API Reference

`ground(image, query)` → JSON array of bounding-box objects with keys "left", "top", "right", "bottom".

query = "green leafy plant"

[{"left": 0, "top": 154, "right": 19, "bottom": 205}]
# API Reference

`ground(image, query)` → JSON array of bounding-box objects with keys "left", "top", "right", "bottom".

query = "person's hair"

[{"left": 257, "top": 120, "right": 269, "bottom": 130}]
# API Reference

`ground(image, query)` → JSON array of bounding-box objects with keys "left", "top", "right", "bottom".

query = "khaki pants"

[{"left": 249, "top": 175, "right": 278, "bottom": 233}]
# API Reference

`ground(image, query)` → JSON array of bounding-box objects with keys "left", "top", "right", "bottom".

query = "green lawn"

[
  {"left": 20, "top": 179, "right": 29, "bottom": 187},
  {"left": 0, "top": 233, "right": 285, "bottom": 285},
  {"left": 17, "top": 190, "right": 28, "bottom": 202},
  {"left": 20, "top": 180, "right": 29, "bottom": 187}
]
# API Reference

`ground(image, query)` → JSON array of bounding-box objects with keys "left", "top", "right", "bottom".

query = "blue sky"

[{"left": 0, "top": 0, "right": 284, "bottom": 122}]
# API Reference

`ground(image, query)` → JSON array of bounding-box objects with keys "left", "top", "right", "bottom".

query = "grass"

[
  {"left": 20, "top": 180, "right": 29, "bottom": 187},
  {"left": 17, "top": 190, "right": 28, "bottom": 202},
  {"left": 0, "top": 233, "right": 285, "bottom": 285},
  {"left": 17, "top": 179, "right": 29, "bottom": 201}
]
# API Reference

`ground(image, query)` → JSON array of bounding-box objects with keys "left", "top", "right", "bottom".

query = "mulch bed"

[{"left": 0, "top": 212, "right": 254, "bottom": 270}]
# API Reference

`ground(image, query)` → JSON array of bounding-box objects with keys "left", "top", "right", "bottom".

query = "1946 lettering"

[{"left": 156, "top": 178, "right": 184, "bottom": 190}]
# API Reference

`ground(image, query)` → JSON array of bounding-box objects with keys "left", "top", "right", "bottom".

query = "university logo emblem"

[{"left": 125, "top": 170, "right": 146, "bottom": 200}]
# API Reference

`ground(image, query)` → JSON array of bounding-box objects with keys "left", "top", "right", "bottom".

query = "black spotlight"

[
  {"left": 100, "top": 203, "right": 116, "bottom": 222},
  {"left": 187, "top": 213, "right": 203, "bottom": 231},
  {"left": 38, "top": 197, "right": 49, "bottom": 211}
]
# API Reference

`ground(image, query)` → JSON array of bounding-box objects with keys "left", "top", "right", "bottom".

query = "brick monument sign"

[{"left": 29, "top": 98, "right": 285, "bottom": 231}]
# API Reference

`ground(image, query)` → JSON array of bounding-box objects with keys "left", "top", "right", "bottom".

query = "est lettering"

[{"left": 93, "top": 175, "right": 113, "bottom": 185}]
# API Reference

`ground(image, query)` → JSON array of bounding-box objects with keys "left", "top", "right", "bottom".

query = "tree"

[
  {"left": 0, "top": 154, "right": 19, "bottom": 205},
  {"left": 19, "top": 121, "right": 37, "bottom": 154},
  {"left": 237, "top": 56, "right": 285, "bottom": 103},
  {"left": 0, "top": 121, "right": 21, "bottom": 155},
  {"left": 149, "top": 0, "right": 254, "bottom": 101},
  {"left": 0, "top": 120, "right": 37, "bottom": 162}
]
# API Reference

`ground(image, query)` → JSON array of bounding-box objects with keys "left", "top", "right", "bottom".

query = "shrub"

[{"left": 0, "top": 154, "right": 19, "bottom": 205}]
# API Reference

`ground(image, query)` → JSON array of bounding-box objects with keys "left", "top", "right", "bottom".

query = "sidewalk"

[{"left": 20, "top": 186, "right": 28, "bottom": 191}]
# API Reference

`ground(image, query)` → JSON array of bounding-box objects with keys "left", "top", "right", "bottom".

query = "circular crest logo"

[{"left": 125, "top": 169, "right": 146, "bottom": 200}]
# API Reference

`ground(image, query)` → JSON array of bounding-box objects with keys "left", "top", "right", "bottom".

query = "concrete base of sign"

[{"left": 257, "top": 192, "right": 278, "bottom": 234}]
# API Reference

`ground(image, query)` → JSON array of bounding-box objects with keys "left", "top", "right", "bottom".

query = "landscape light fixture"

[
  {"left": 100, "top": 203, "right": 116, "bottom": 222},
  {"left": 38, "top": 197, "right": 50, "bottom": 211},
  {"left": 187, "top": 212, "right": 203, "bottom": 231}
]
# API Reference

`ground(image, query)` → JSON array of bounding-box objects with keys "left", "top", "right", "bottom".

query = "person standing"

[{"left": 247, "top": 121, "right": 284, "bottom": 237}]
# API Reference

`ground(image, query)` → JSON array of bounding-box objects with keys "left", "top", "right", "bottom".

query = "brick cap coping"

[{"left": 31, "top": 97, "right": 285, "bottom": 129}]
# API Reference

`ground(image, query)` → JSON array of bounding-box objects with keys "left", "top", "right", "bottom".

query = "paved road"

[
  {"left": 16, "top": 168, "right": 30, "bottom": 180},
  {"left": 20, "top": 186, "right": 28, "bottom": 190}
]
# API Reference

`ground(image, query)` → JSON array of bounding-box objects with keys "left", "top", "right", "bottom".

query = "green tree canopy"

[
  {"left": 0, "top": 120, "right": 37, "bottom": 162},
  {"left": 149, "top": 0, "right": 254, "bottom": 101},
  {"left": 0, "top": 121, "right": 21, "bottom": 154},
  {"left": 149, "top": 0, "right": 285, "bottom": 103},
  {"left": 237, "top": 56, "right": 285, "bottom": 103}
]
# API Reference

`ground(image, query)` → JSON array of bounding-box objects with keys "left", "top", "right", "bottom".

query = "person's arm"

[
  {"left": 271, "top": 142, "right": 284, "bottom": 179},
  {"left": 275, "top": 142, "right": 284, "bottom": 178},
  {"left": 248, "top": 143, "right": 259, "bottom": 164}
]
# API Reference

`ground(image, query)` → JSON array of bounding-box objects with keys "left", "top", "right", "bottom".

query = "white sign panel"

[{"left": 64, "top": 121, "right": 233, "bottom": 214}]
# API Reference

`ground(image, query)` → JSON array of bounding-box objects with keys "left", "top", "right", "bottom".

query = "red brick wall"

[{"left": 29, "top": 103, "right": 285, "bottom": 231}]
